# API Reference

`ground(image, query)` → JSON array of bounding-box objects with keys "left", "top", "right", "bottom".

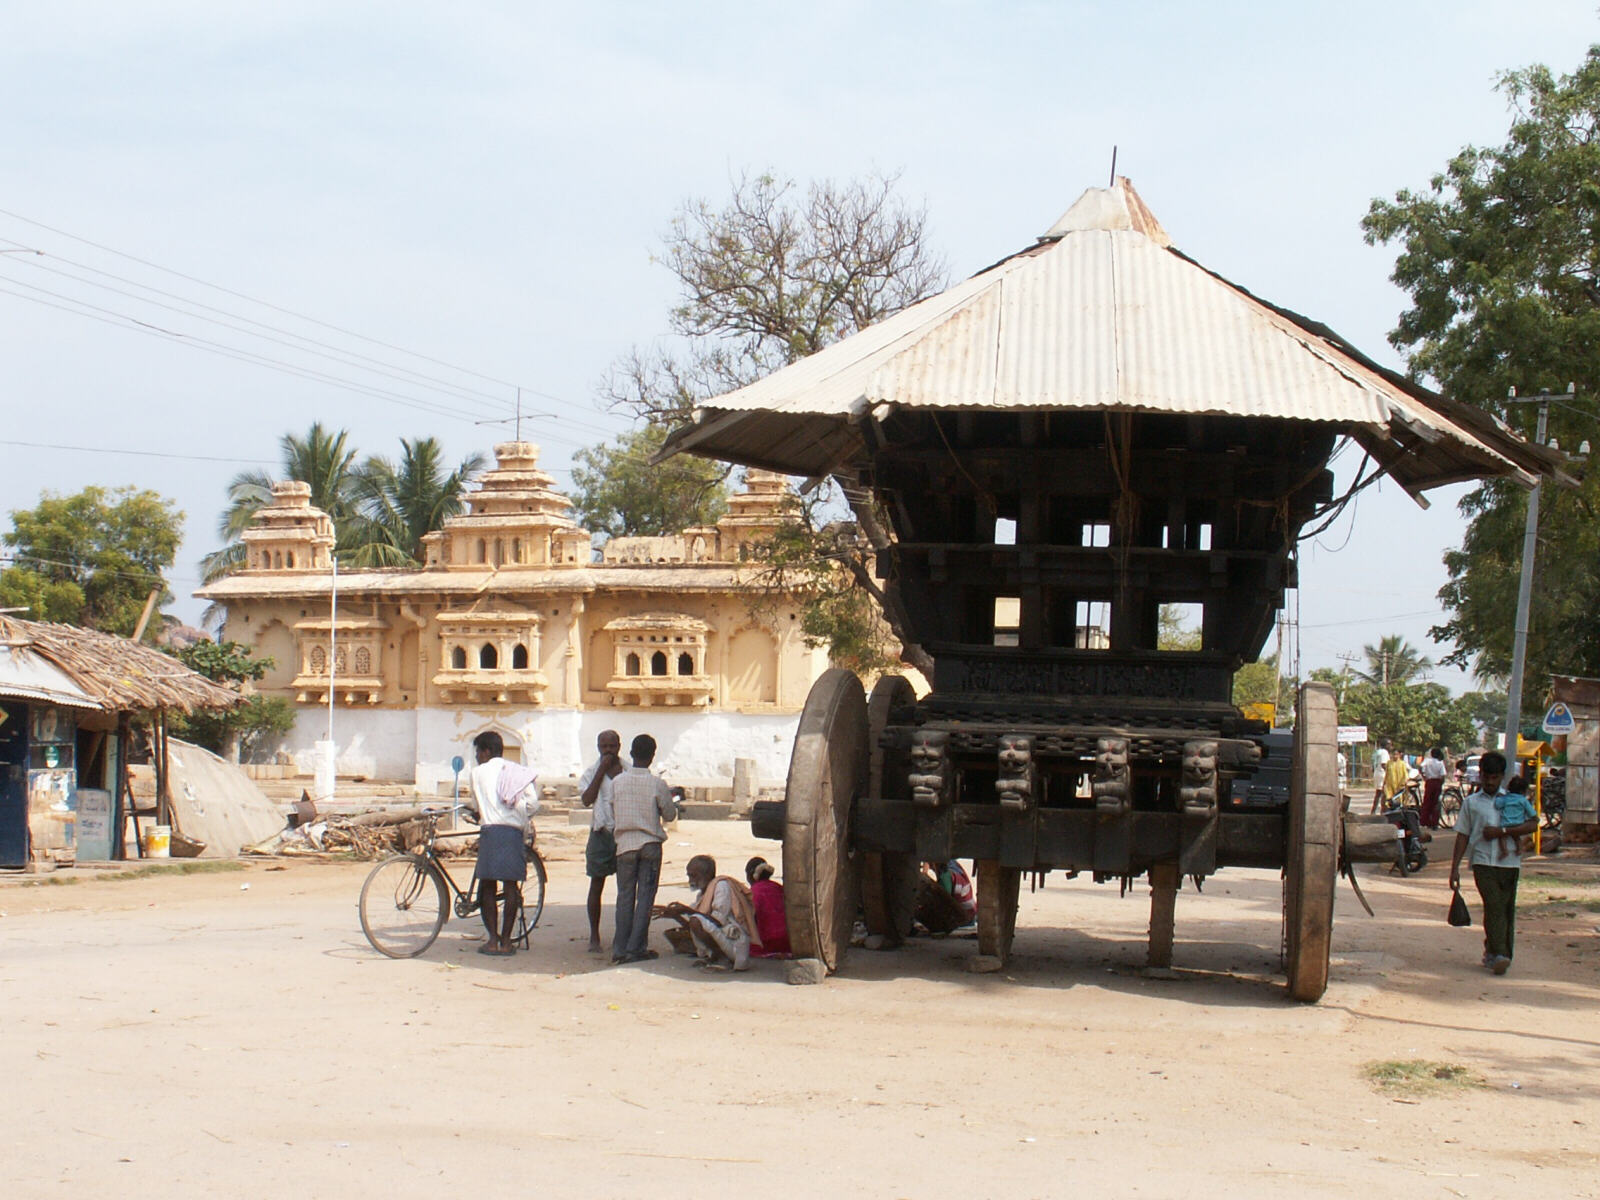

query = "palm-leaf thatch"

[{"left": 0, "top": 616, "right": 240, "bottom": 714}]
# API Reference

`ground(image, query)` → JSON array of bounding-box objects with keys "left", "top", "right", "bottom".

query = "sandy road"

[{"left": 3, "top": 818, "right": 1598, "bottom": 1199}]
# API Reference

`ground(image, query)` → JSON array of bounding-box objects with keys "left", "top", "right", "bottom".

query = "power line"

[
  {"left": 0, "top": 208, "right": 627, "bottom": 437},
  {"left": 0, "top": 205, "right": 529, "bottom": 394},
  {"left": 0, "top": 246, "right": 508, "bottom": 419},
  {"left": 0, "top": 438, "right": 271, "bottom": 466},
  {"left": 0, "top": 274, "right": 504, "bottom": 424}
]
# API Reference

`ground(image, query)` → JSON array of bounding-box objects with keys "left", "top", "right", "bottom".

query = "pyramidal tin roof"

[{"left": 661, "top": 178, "right": 1554, "bottom": 495}]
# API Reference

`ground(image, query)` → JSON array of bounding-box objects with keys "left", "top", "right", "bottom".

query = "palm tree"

[
  {"left": 343, "top": 438, "right": 486, "bottom": 568},
  {"left": 1355, "top": 634, "right": 1433, "bottom": 687},
  {"left": 202, "top": 424, "right": 359, "bottom": 581}
]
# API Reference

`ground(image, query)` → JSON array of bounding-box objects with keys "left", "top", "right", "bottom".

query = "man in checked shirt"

[{"left": 609, "top": 733, "right": 679, "bottom": 965}]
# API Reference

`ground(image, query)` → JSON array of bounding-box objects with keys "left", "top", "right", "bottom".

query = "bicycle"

[
  {"left": 359, "top": 807, "right": 547, "bottom": 958},
  {"left": 1438, "top": 783, "right": 1464, "bottom": 830}
]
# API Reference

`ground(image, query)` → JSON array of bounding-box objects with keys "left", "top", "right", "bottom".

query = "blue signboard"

[{"left": 1543, "top": 701, "right": 1576, "bottom": 735}]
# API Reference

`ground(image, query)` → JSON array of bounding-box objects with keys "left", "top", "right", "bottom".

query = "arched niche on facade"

[
  {"left": 586, "top": 630, "right": 614, "bottom": 692},
  {"left": 726, "top": 628, "right": 778, "bottom": 704},
  {"left": 252, "top": 620, "right": 297, "bottom": 691}
]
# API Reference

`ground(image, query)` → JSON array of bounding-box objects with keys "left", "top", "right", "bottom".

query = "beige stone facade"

[{"left": 196, "top": 444, "right": 829, "bottom": 790}]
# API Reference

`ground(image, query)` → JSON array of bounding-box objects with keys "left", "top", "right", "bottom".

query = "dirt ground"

[{"left": 3, "top": 816, "right": 1598, "bottom": 1199}]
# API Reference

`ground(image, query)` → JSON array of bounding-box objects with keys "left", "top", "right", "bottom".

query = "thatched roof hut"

[{"left": 0, "top": 616, "right": 240, "bottom": 714}]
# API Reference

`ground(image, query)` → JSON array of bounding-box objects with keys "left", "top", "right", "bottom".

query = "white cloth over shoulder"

[{"left": 470, "top": 758, "right": 539, "bottom": 831}]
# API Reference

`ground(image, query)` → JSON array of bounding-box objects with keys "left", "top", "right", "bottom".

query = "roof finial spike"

[{"left": 1109, "top": 145, "right": 1118, "bottom": 187}]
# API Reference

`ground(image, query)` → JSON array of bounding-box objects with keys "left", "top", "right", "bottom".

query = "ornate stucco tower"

[{"left": 198, "top": 453, "right": 832, "bottom": 790}]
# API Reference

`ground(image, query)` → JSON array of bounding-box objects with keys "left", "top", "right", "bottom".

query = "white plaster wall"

[
  {"left": 280, "top": 708, "right": 418, "bottom": 781},
  {"left": 282, "top": 703, "right": 803, "bottom": 793},
  {"left": 414, "top": 706, "right": 800, "bottom": 793}
]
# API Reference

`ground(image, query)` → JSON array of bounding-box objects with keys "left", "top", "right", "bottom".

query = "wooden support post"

[
  {"left": 1147, "top": 861, "right": 1179, "bottom": 970},
  {"left": 157, "top": 711, "right": 172, "bottom": 828},
  {"left": 972, "top": 859, "right": 1021, "bottom": 973}
]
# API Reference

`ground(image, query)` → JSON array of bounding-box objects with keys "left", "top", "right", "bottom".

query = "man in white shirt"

[
  {"left": 577, "top": 729, "right": 622, "bottom": 954},
  {"left": 467, "top": 731, "right": 539, "bottom": 956},
  {"left": 1370, "top": 741, "right": 1392, "bottom": 814},
  {"left": 1420, "top": 746, "right": 1448, "bottom": 828},
  {"left": 1449, "top": 750, "right": 1538, "bottom": 975}
]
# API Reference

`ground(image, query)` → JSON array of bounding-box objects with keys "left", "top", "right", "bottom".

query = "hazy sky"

[{"left": 2, "top": 2, "right": 1594, "bottom": 690}]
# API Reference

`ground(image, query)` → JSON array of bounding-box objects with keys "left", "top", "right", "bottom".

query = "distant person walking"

[
  {"left": 578, "top": 729, "right": 623, "bottom": 954},
  {"left": 608, "top": 734, "right": 678, "bottom": 965},
  {"left": 1370, "top": 740, "right": 1392, "bottom": 814},
  {"left": 467, "top": 731, "right": 539, "bottom": 956},
  {"left": 1419, "top": 746, "right": 1447, "bottom": 829},
  {"left": 1449, "top": 751, "right": 1538, "bottom": 975}
]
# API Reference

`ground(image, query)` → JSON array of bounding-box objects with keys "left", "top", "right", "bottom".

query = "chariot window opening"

[
  {"left": 993, "top": 517, "right": 1017, "bottom": 546},
  {"left": 993, "top": 596, "right": 1021, "bottom": 647}
]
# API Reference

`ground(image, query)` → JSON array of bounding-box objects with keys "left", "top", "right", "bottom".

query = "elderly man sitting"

[{"left": 655, "top": 854, "right": 758, "bottom": 971}]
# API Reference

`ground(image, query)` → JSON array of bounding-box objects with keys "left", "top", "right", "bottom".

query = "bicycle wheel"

[
  {"left": 511, "top": 850, "right": 548, "bottom": 948},
  {"left": 360, "top": 854, "right": 448, "bottom": 958},
  {"left": 1438, "top": 788, "right": 1461, "bottom": 830}
]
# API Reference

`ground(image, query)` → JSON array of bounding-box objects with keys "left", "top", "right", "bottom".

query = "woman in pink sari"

[{"left": 745, "top": 856, "right": 790, "bottom": 957}]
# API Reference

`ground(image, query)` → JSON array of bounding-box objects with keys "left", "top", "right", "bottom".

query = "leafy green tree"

[
  {"left": 345, "top": 438, "right": 485, "bottom": 567},
  {"left": 0, "top": 567, "right": 85, "bottom": 625},
  {"left": 1338, "top": 681, "right": 1475, "bottom": 753},
  {"left": 741, "top": 506, "right": 898, "bottom": 677},
  {"left": 1353, "top": 634, "right": 1433, "bottom": 687},
  {"left": 203, "top": 423, "right": 360, "bottom": 580},
  {"left": 569, "top": 425, "right": 729, "bottom": 539},
  {"left": 602, "top": 170, "right": 947, "bottom": 670},
  {"left": 1233, "top": 654, "right": 1298, "bottom": 724},
  {"left": 1363, "top": 46, "right": 1600, "bottom": 709},
  {"left": 167, "top": 640, "right": 296, "bottom": 761},
  {"left": 2, "top": 486, "right": 182, "bottom": 637}
]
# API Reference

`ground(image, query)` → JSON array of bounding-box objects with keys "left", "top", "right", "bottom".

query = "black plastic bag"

[{"left": 1448, "top": 887, "right": 1472, "bottom": 927}]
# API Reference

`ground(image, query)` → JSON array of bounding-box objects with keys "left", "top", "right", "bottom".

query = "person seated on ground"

[
  {"left": 466, "top": 731, "right": 539, "bottom": 956},
  {"left": 914, "top": 859, "right": 976, "bottom": 935},
  {"left": 654, "top": 854, "right": 758, "bottom": 971},
  {"left": 745, "top": 856, "right": 791, "bottom": 957},
  {"left": 1497, "top": 775, "right": 1539, "bottom": 856}
]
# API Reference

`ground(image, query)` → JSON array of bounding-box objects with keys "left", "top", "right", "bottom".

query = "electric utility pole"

[{"left": 1504, "top": 386, "right": 1576, "bottom": 764}]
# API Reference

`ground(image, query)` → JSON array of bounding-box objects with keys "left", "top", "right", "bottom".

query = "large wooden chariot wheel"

[
  {"left": 782, "top": 668, "right": 871, "bottom": 972},
  {"left": 1283, "top": 680, "right": 1341, "bottom": 1002}
]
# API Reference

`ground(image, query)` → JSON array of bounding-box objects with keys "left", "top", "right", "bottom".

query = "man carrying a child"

[{"left": 1449, "top": 750, "right": 1539, "bottom": 976}]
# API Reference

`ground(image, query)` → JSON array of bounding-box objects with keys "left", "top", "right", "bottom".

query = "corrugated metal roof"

[
  {"left": 0, "top": 644, "right": 101, "bottom": 709},
  {"left": 661, "top": 178, "right": 1556, "bottom": 491}
]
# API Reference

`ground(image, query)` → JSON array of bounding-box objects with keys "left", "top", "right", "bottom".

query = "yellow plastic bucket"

[{"left": 142, "top": 825, "right": 171, "bottom": 858}]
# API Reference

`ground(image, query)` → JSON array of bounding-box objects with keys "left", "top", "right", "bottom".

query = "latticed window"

[
  {"left": 309, "top": 646, "right": 326, "bottom": 674},
  {"left": 334, "top": 648, "right": 348, "bottom": 675},
  {"left": 354, "top": 646, "right": 371, "bottom": 674}
]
